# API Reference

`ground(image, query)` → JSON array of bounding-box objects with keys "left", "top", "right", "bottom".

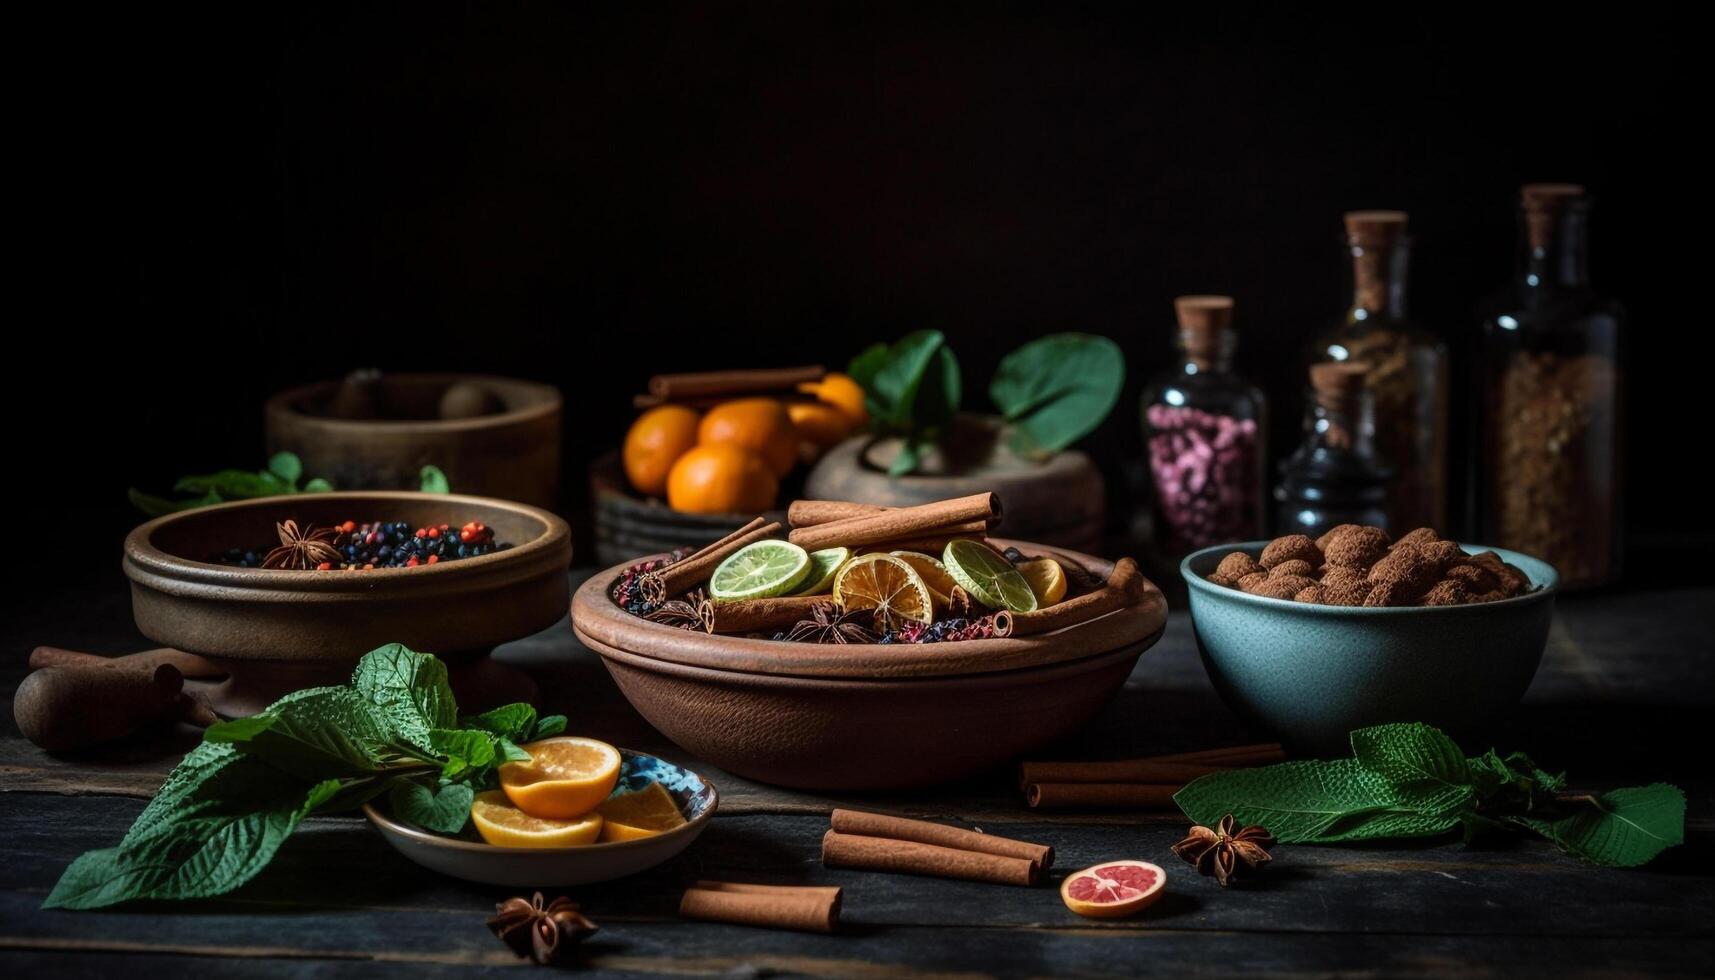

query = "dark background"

[{"left": 12, "top": 3, "right": 1697, "bottom": 595}]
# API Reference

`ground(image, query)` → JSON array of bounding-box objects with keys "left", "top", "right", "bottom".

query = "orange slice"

[
  {"left": 833, "top": 553, "right": 934, "bottom": 630},
  {"left": 1017, "top": 557, "right": 1068, "bottom": 606},
  {"left": 1060, "top": 860, "right": 1167, "bottom": 919},
  {"left": 890, "top": 551, "right": 960, "bottom": 608},
  {"left": 498, "top": 736, "right": 622, "bottom": 820},
  {"left": 596, "top": 782, "right": 687, "bottom": 842},
  {"left": 470, "top": 790, "right": 604, "bottom": 848}
]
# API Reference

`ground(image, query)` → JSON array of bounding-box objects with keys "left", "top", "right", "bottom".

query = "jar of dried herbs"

[
  {"left": 1478, "top": 184, "right": 1623, "bottom": 589},
  {"left": 1307, "top": 211, "right": 1449, "bottom": 532}
]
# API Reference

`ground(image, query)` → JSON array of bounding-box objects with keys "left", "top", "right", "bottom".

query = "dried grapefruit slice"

[{"left": 1060, "top": 860, "right": 1167, "bottom": 919}]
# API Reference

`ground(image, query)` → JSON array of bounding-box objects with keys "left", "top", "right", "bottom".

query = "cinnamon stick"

[
  {"left": 821, "top": 829, "right": 1037, "bottom": 886},
  {"left": 993, "top": 558, "right": 1146, "bottom": 637},
  {"left": 1019, "top": 759, "right": 1231, "bottom": 785},
  {"left": 787, "top": 494, "right": 999, "bottom": 551},
  {"left": 1025, "top": 782, "right": 1181, "bottom": 809},
  {"left": 640, "top": 518, "right": 775, "bottom": 603},
  {"left": 648, "top": 366, "right": 825, "bottom": 402},
  {"left": 679, "top": 881, "right": 841, "bottom": 933},
  {"left": 29, "top": 645, "right": 225, "bottom": 679},
  {"left": 830, "top": 809, "right": 1052, "bottom": 870},
  {"left": 702, "top": 594, "right": 830, "bottom": 634},
  {"left": 788, "top": 500, "right": 886, "bottom": 527}
]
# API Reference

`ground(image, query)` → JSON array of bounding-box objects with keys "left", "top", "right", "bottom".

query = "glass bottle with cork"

[
  {"left": 1275, "top": 361, "right": 1392, "bottom": 539},
  {"left": 1478, "top": 183, "right": 1623, "bottom": 589},
  {"left": 1308, "top": 210, "right": 1449, "bottom": 531},
  {"left": 1141, "top": 295, "right": 1266, "bottom": 562}
]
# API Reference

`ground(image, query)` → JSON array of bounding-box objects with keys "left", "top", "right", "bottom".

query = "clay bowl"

[
  {"left": 589, "top": 450, "right": 788, "bottom": 565},
  {"left": 1182, "top": 542, "right": 1558, "bottom": 755},
  {"left": 364, "top": 749, "right": 717, "bottom": 887},
  {"left": 571, "top": 540, "right": 1166, "bottom": 791},
  {"left": 124, "top": 491, "right": 572, "bottom": 715},
  {"left": 804, "top": 415, "right": 1106, "bottom": 553},
  {"left": 266, "top": 373, "right": 562, "bottom": 509}
]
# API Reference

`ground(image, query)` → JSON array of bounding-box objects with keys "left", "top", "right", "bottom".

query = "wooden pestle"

[
  {"left": 14, "top": 664, "right": 194, "bottom": 751},
  {"left": 29, "top": 645, "right": 225, "bottom": 679}
]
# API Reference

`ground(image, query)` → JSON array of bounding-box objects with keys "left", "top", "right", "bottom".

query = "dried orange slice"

[
  {"left": 833, "top": 553, "right": 934, "bottom": 629},
  {"left": 890, "top": 551, "right": 960, "bottom": 608},
  {"left": 596, "top": 782, "right": 687, "bottom": 842},
  {"left": 498, "top": 736, "right": 622, "bottom": 820},
  {"left": 1060, "top": 860, "right": 1167, "bottom": 919},
  {"left": 1017, "top": 557, "right": 1067, "bottom": 606},
  {"left": 470, "top": 790, "right": 604, "bottom": 848}
]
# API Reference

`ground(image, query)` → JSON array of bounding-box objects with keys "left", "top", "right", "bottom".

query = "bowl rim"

[
  {"left": 362, "top": 748, "right": 718, "bottom": 856},
  {"left": 265, "top": 373, "right": 561, "bottom": 435},
  {"left": 1180, "top": 540, "right": 1560, "bottom": 614},
  {"left": 570, "top": 537, "right": 1168, "bottom": 680},
  {"left": 124, "top": 490, "right": 572, "bottom": 594}
]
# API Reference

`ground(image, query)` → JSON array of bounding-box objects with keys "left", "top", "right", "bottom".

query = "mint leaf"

[
  {"left": 353, "top": 644, "right": 458, "bottom": 751},
  {"left": 128, "top": 487, "right": 221, "bottom": 516},
  {"left": 1511, "top": 785, "right": 1686, "bottom": 867},
  {"left": 1176, "top": 759, "right": 1429, "bottom": 842},
  {"left": 267, "top": 452, "right": 303, "bottom": 487},
  {"left": 497, "top": 738, "right": 533, "bottom": 764},
  {"left": 419, "top": 465, "right": 450, "bottom": 494},
  {"left": 866, "top": 330, "right": 947, "bottom": 429},
  {"left": 176, "top": 470, "right": 291, "bottom": 498},
  {"left": 462, "top": 703, "right": 537, "bottom": 742},
  {"left": 209, "top": 687, "right": 410, "bottom": 778},
  {"left": 990, "top": 333, "right": 1123, "bottom": 456},
  {"left": 847, "top": 342, "right": 891, "bottom": 420},
  {"left": 532, "top": 714, "right": 567, "bottom": 740},
  {"left": 1350, "top": 722, "right": 1474, "bottom": 817},
  {"left": 302, "top": 477, "right": 334, "bottom": 493},
  {"left": 430, "top": 729, "right": 497, "bottom": 771},
  {"left": 387, "top": 779, "right": 474, "bottom": 834}
]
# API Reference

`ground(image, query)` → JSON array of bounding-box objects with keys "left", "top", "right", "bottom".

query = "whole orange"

[
  {"left": 622, "top": 405, "right": 700, "bottom": 498},
  {"left": 788, "top": 401, "right": 856, "bottom": 452},
  {"left": 798, "top": 372, "right": 869, "bottom": 427},
  {"left": 667, "top": 444, "right": 779, "bottom": 514},
  {"left": 697, "top": 398, "right": 799, "bottom": 477}
]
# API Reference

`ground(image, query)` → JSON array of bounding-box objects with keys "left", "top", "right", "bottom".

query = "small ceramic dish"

[
  {"left": 1182, "top": 542, "right": 1558, "bottom": 754},
  {"left": 363, "top": 750, "right": 717, "bottom": 887}
]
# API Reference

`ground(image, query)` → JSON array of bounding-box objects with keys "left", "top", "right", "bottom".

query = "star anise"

[
  {"left": 486, "top": 892, "right": 598, "bottom": 965},
  {"left": 1170, "top": 813, "right": 1275, "bottom": 886},
  {"left": 260, "top": 520, "right": 343, "bottom": 570},
  {"left": 785, "top": 602, "right": 879, "bottom": 644},
  {"left": 646, "top": 588, "right": 712, "bottom": 630}
]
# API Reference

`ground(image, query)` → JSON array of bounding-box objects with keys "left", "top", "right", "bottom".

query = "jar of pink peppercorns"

[{"left": 1140, "top": 296, "right": 1267, "bottom": 565}]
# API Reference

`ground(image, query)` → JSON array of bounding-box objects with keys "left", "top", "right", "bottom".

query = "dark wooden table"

[{"left": 3, "top": 573, "right": 1711, "bottom": 978}]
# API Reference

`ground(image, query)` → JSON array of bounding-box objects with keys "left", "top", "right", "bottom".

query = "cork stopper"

[
  {"left": 1310, "top": 362, "right": 1367, "bottom": 409},
  {"left": 1343, "top": 210, "right": 1409, "bottom": 248},
  {"left": 1174, "top": 295, "right": 1234, "bottom": 369},
  {"left": 1521, "top": 183, "right": 1587, "bottom": 250}
]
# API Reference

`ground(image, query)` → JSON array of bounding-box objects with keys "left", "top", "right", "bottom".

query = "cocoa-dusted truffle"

[
  {"left": 1260, "top": 534, "right": 1322, "bottom": 569},
  {"left": 1206, "top": 525, "right": 1534, "bottom": 607},
  {"left": 1322, "top": 525, "right": 1392, "bottom": 569},
  {"left": 1216, "top": 552, "right": 1265, "bottom": 580}
]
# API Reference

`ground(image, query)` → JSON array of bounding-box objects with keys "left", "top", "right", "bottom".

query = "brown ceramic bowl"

[
  {"left": 124, "top": 491, "right": 572, "bottom": 714},
  {"left": 570, "top": 540, "right": 1166, "bottom": 790}
]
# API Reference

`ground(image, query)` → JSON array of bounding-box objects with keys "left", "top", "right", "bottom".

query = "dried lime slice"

[
  {"left": 943, "top": 538, "right": 1038, "bottom": 612},
  {"left": 789, "top": 547, "right": 851, "bottom": 596},
  {"left": 709, "top": 540, "right": 811, "bottom": 602}
]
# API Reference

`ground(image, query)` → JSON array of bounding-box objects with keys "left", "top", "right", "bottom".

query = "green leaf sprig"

[
  {"left": 848, "top": 331, "right": 1123, "bottom": 474},
  {"left": 43, "top": 644, "right": 566, "bottom": 909},
  {"left": 1174, "top": 722, "right": 1685, "bottom": 868},
  {"left": 130, "top": 454, "right": 454, "bottom": 515}
]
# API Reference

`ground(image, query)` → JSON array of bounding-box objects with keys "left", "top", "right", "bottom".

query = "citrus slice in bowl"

[
  {"left": 789, "top": 547, "right": 850, "bottom": 596},
  {"left": 943, "top": 538, "right": 1038, "bottom": 612},
  {"left": 596, "top": 782, "right": 688, "bottom": 842},
  {"left": 709, "top": 540, "right": 811, "bottom": 602},
  {"left": 498, "top": 736, "right": 623, "bottom": 819},
  {"left": 833, "top": 553, "right": 934, "bottom": 629},
  {"left": 1060, "top": 860, "right": 1167, "bottom": 918},
  {"left": 890, "top": 550, "right": 960, "bottom": 608},
  {"left": 1016, "top": 557, "right": 1068, "bottom": 606},
  {"left": 471, "top": 790, "right": 605, "bottom": 848}
]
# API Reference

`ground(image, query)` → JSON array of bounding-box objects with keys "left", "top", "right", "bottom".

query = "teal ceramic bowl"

[{"left": 1181, "top": 543, "right": 1558, "bottom": 755}]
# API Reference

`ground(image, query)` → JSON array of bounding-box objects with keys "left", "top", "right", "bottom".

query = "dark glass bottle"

[
  {"left": 1308, "top": 211, "right": 1449, "bottom": 531},
  {"left": 1478, "top": 184, "right": 1623, "bottom": 588},
  {"left": 1141, "top": 296, "right": 1267, "bottom": 557},
  {"left": 1276, "top": 362, "right": 1392, "bottom": 538}
]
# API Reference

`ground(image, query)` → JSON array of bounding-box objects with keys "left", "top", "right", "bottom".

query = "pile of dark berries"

[
  {"left": 878, "top": 616, "right": 998, "bottom": 644},
  {"left": 219, "top": 519, "right": 508, "bottom": 570},
  {"left": 610, "top": 548, "right": 692, "bottom": 615}
]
